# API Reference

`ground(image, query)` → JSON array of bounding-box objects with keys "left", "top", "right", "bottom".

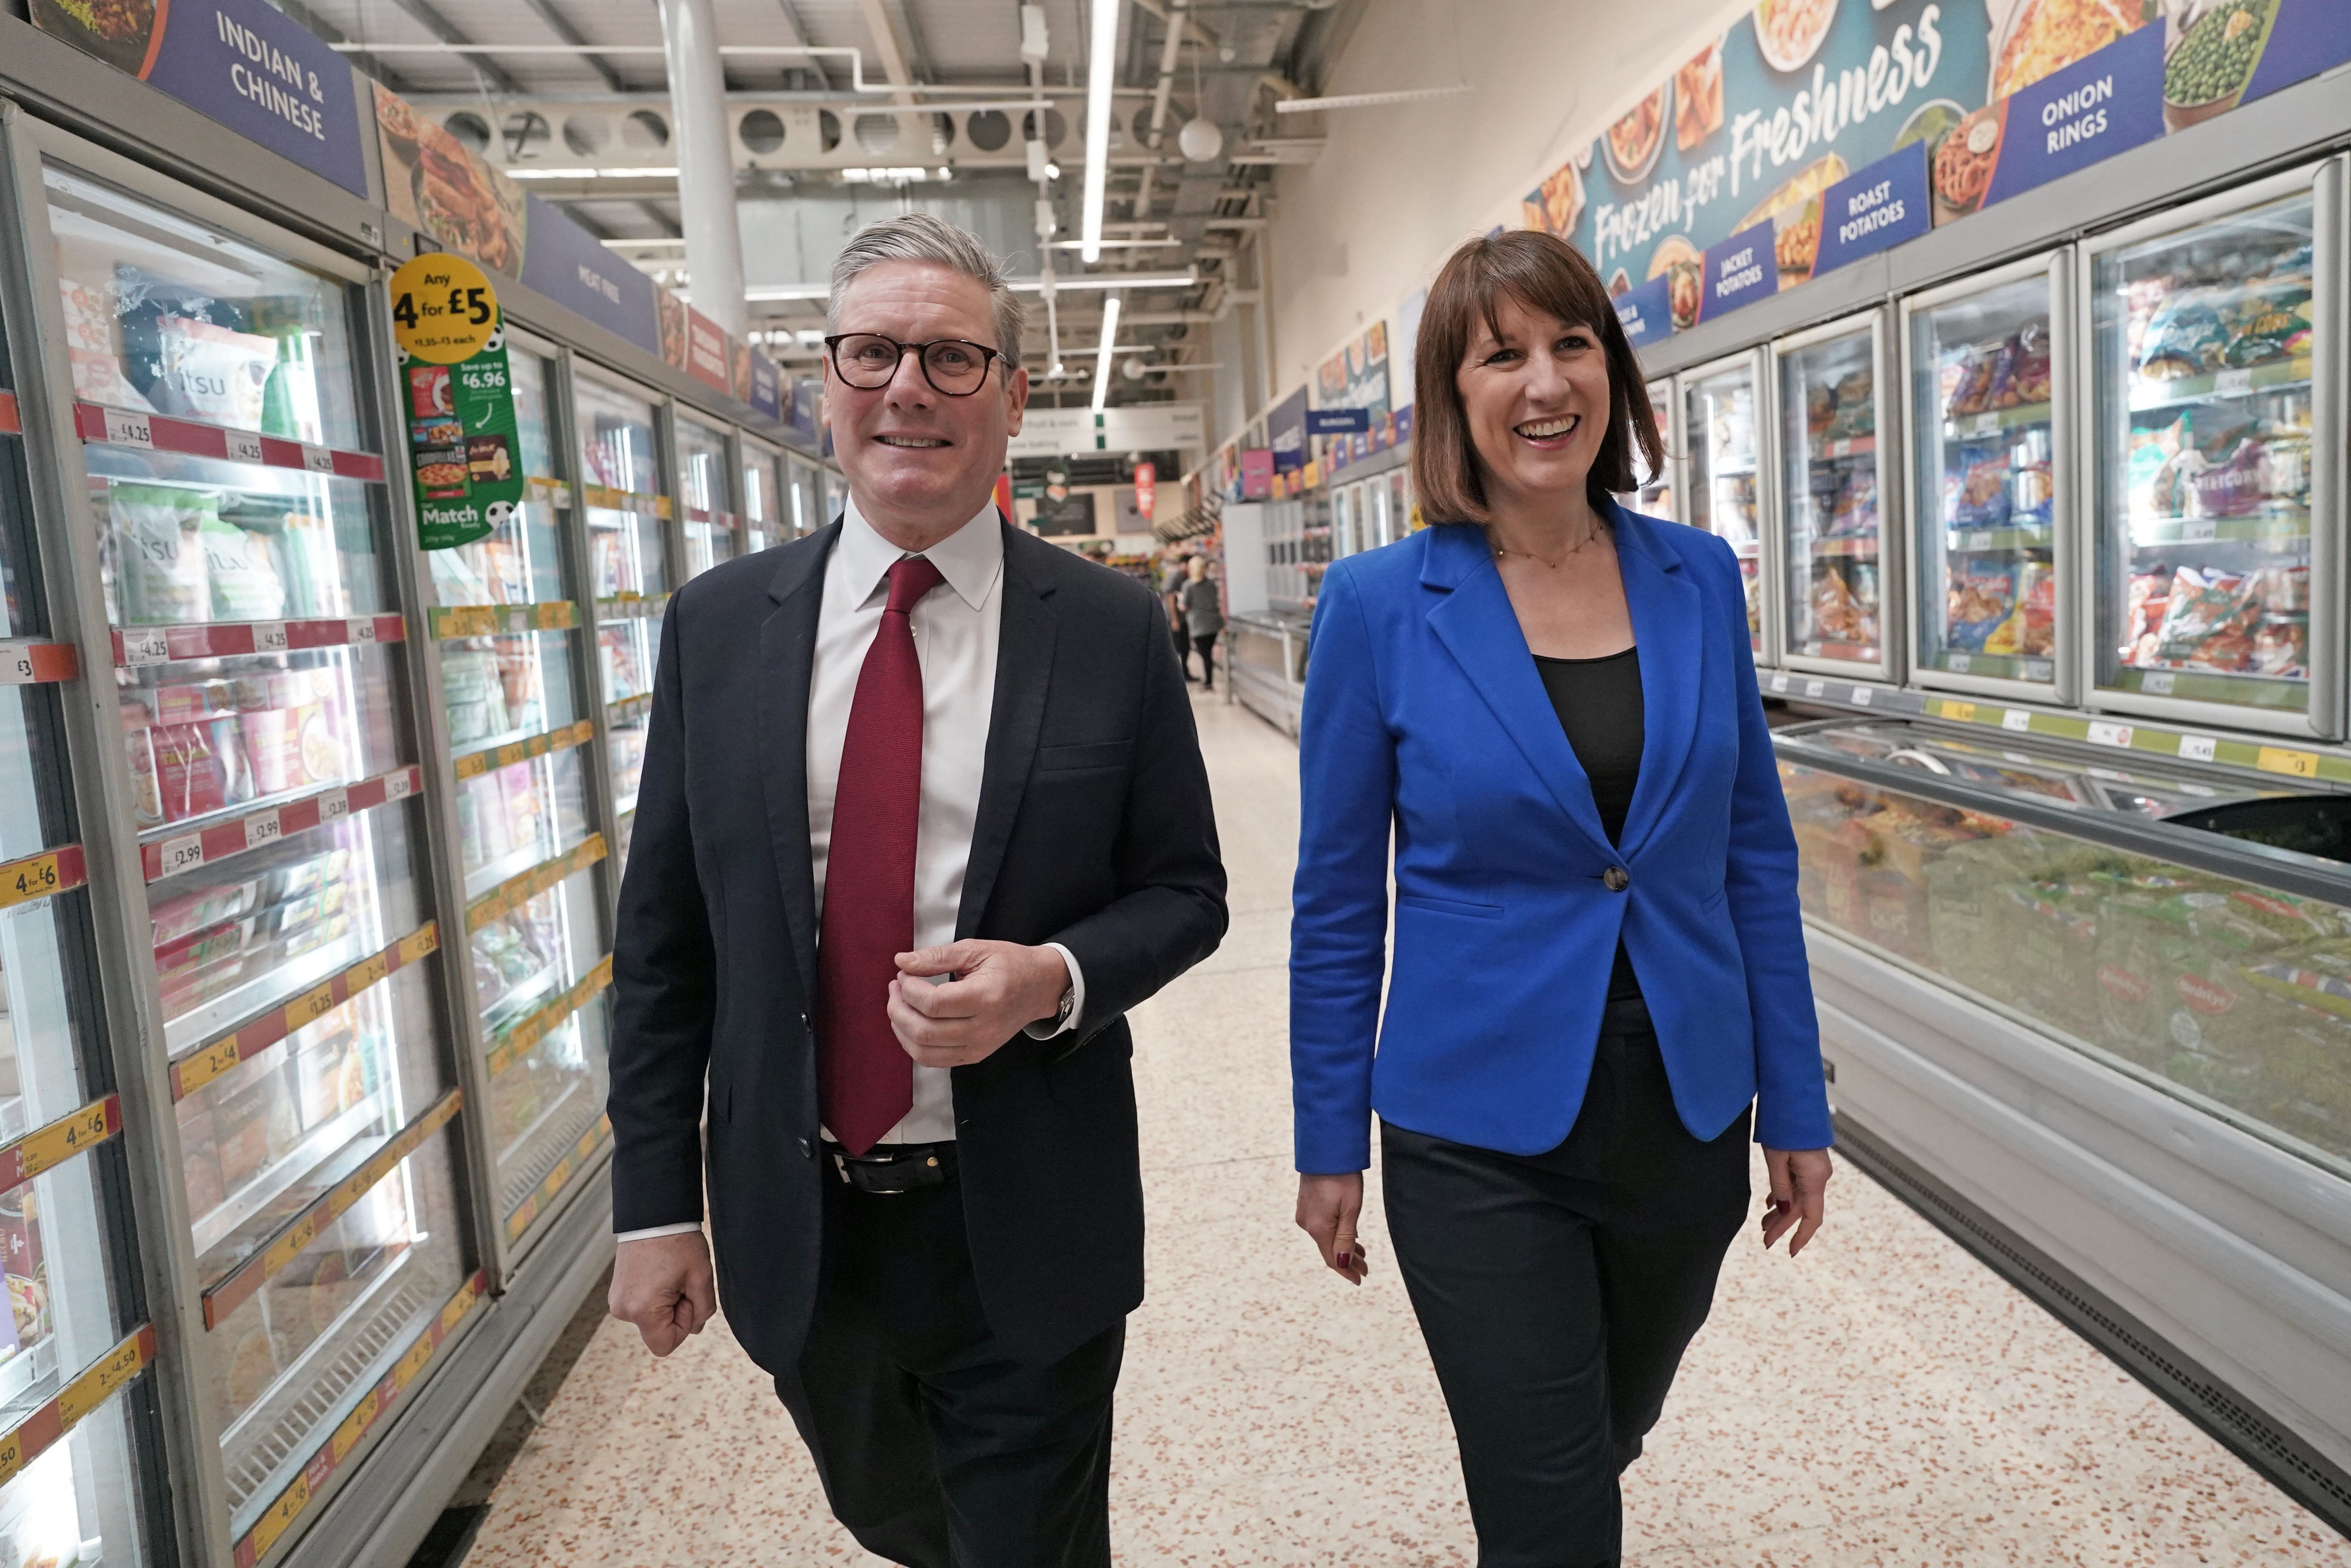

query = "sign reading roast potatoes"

[{"left": 391, "top": 255, "right": 524, "bottom": 551}]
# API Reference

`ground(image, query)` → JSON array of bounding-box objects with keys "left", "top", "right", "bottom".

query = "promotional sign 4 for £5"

[{"left": 390, "top": 254, "right": 524, "bottom": 551}]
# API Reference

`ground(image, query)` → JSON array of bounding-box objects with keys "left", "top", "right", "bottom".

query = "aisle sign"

[
  {"left": 30, "top": 0, "right": 369, "bottom": 198},
  {"left": 1612, "top": 276, "right": 1674, "bottom": 349},
  {"left": 1811, "top": 144, "right": 1931, "bottom": 277},
  {"left": 1697, "top": 223, "right": 1779, "bottom": 324},
  {"left": 390, "top": 255, "right": 524, "bottom": 551},
  {"left": 1981, "top": 26, "right": 2166, "bottom": 208}
]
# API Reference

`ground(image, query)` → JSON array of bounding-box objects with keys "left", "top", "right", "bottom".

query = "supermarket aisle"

[{"left": 459, "top": 691, "right": 2351, "bottom": 1568}]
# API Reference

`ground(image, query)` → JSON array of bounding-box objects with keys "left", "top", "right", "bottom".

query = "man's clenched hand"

[
  {"left": 610, "top": 1229, "right": 717, "bottom": 1355},
  {"left": 887, "top": 941, "right": 1071, "bottom": 1068}
]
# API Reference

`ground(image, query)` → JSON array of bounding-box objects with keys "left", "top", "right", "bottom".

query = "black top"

[{"left": 1534, "top": 647, "right": 1645, "bottom": 1001}]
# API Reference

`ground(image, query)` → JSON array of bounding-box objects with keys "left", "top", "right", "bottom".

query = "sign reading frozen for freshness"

[
  {"left": 1540, "top": 0, "right": 2351, "bottom": 340},
  {"left": 30, "top": 0, "right": 368, "bottom": 196}
]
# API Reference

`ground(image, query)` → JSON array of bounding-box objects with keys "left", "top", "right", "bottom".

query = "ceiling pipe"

[{"left": 1129, "top": 0, "right": 1188, "bottom": 252}]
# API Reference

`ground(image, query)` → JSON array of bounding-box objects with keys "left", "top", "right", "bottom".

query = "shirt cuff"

[
  {"left": 1021, "top": 942, "right": 1086, "bottom": 1039},
  {"left": 615, "top": 1222, "right": 704, "bottom": 1243}
]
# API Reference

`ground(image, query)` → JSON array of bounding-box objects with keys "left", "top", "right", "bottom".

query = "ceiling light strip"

[
  {"left": 1091, "top": 296, "right": 1122, "bottom": 414},
  {"left": 1079, "top": 0, "right": 1120, "bottom": 264}
]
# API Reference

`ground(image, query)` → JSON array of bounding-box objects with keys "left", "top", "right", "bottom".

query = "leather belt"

[{"left": 826, "top": 1140, "right": 957, "bottom": 1194}]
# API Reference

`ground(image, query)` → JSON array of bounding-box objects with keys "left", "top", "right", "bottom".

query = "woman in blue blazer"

[{"left": 1291, "top": 230, "right": 1833, "bottom": 1565}]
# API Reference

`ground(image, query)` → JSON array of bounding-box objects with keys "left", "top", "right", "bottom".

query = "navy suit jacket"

[
  {"left": 608, "top": 518, "right": 1227, "bottom": 1370},
  {"left": 1289, "top": 505, "right": 1832, "bottom": 1174}
]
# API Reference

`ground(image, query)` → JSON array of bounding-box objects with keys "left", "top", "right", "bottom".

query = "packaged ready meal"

[
  {"left": 198, "top": 516, "right": 288, "bottom": 622},
  {"left": 156, "top": 315, "right": 277, "bottom": 430},
  {"left": 112, "top": 482, "right": 214, "bottom": 625}
]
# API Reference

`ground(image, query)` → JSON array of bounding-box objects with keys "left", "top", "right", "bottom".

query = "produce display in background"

[{"left": 1779, "top": 732, "right": 2351, "bottom": 1164}]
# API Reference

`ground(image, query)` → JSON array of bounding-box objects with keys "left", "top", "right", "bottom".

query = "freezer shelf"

[
  {"left": 1683, "top": 364, "right": 1762, "bottom": 648},
  {"left": 1780, "top": 328, "right": 1883, "bottom": 665},
  {"left": 2094, "top": 192, "right": 2315, "bottom": 713},
  {"left": 677, "top": 416, "right": 735, "bottom": 579},
  {"left": 1910, "top": 278, "right": 2058, "bottom": 687},
  {"left": 1775, "top": 718, "right": 2351, "bottom": 1171}
]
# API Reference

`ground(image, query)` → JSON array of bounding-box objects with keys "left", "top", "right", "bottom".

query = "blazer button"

[
  {"left": 1603, "top": 866, "right": 1631, "bottom": 892},
  {"left": 797, "top": 1138, "right": 813, "bottom": 1158}
]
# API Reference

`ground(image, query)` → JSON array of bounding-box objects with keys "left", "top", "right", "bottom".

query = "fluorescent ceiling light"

[
  {"left": 1080, "top": 0, "right": 1119, "bottom": 263},
  {"left": 1091, "top": 295, "right": 1121, "bottom": 412},
  {"left": 1274, "top": 85, "right": 1472, "bottom": 113},
  {"left": 1007, "top": 271, "right": 1194, "bottom": 292}
]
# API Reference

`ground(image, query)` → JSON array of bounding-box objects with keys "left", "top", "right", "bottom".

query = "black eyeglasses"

[{"left": 824, "top": 333, "right": 1007, "bottom": 396}]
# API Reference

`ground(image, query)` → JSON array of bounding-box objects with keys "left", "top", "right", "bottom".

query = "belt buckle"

[{"left": 833, "top": 1147, "right": 946, "bottom": 1194}]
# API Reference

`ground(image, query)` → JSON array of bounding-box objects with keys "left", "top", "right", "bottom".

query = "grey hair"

[{"left": 827, "top": 212, "right": 1026, "bottom": 372}]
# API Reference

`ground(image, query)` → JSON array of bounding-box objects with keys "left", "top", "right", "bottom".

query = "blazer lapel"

[
  {"left": 1613, "top": 506, "right": 1702, "bottom": 854},
  {"left": 955, "top": 519, "right": 1057, "bottom": 937},
  {"left": 759, "top": 523, "right": 836, "bottom": 999},
  {"left": 1422, "top": 527, "right": 1615, "bottom": 858}
]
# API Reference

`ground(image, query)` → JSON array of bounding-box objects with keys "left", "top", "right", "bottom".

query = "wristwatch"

[{"left": 1051, "top": 982, "right": 1078, "bottom": 1032}]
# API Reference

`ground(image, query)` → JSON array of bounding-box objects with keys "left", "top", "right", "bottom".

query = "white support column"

[{"left": 658, "top": 0, "right": 746, "bottom": 338}]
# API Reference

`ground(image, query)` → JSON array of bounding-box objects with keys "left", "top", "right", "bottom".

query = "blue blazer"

[{"left": 1290, "top": 504, "right": 1832, "bottom": 1173}]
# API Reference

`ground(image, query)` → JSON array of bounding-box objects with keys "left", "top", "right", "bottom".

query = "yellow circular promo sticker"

[{"left": 388, "top": 253, "right": 501, "bottom": 364}]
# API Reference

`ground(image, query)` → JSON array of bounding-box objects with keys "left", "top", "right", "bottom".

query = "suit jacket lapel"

[
  {"left": 1614, "top": 506, "right": 1702, "bottom": 854},
  {"left": 759, "top": 524, "right": 836, "bottom": 999},
  {"left": 955, "top": 519, "right": 1056, "bottom": 937},
  {"left": 1422, "top": 527, "right": 1615, "bottom": 858}
]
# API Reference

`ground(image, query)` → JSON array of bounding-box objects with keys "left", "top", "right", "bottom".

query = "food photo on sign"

[{"left": 374, "top": 84, "right": 527, "bottom": 275}]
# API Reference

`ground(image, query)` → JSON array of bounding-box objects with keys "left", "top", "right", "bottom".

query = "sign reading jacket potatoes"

[{"left": 389, "top": 254, "right": 524, "bottom": 551}]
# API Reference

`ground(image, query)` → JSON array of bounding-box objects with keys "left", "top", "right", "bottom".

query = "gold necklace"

[{"left": 1488, "top": 523, "right": 1606, "bottom": 570}]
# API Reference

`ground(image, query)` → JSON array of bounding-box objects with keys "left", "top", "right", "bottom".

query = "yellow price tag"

[
  {"left": 1940, "top": 700, "right": 1977, "bottom": 723},
  {"left": 332, "top": 1391, "right": 378, "bottom": 1461},
  {"left": 2257, "top": 746, "right": 2320, "bottom": 779},
  {"left": 1, "top": 852, "right": 60, "bottom": 909},
  {"left": 248, "top": 1476, "right": 310, "bottom": 1559},
  {"left": 0, "top": 1429, "right": 24, "bottom": 1487},
  {"left": 388, "top": 254, "right": 501, "bottom": 366}
]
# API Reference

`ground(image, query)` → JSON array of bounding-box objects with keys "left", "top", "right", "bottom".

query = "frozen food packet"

[
  {"left": 2253, "top": 617, "right": 2307, "bottom": 678},
  {"left": 112, "top": 483, "right": 213, "bottom": 625},
  {"left": 155, "top": 316, "right": 277, "bottom": 429},
  {"left": 198, "top": 516, "right": 287, "bottom": 622},
  {"left": 1953, "top": 454, "right": 2013, "bottom": 529},
  {"left": 2188, "top": 439, "right": 2268, "bottom": 520}
]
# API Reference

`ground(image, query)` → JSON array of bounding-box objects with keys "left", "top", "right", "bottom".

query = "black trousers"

[
  {"left": 774, "top": 1170, "right": 1124, "bottom": 1568},
  {"left": 1191, "top": 631, "right": 1219, "bottom": 687},
  {"left": 1381, "top": 998, "right": 1750, "bottom": 1568}
]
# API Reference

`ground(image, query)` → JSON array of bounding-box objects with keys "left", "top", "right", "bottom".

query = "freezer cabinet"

[
  {"left": 22, "top": 136, "right": 480, "bottom": 1556},
  {"left": 675, "top": 414, "right": 736, "bottom": 582},
  {"left": 1775, "top": 714, "right": 2351, "bottom": 1496},
  {"left": 2082, "top": 162, "right": 2340, "bottom": 739},
  {"left": 1775, "top": 311, "right": 1894, "bottom": 681},
  {"left": 1903, "top": 254, "right": 2071, "bottom": 702},
  {"left": 574, "top": 369, "right": 672, "bottom": 870},
  {"left": 1632, "top": 377, "right": 1674, "bottom": 521},
  {"left": 1681, "top": 352, "right": 1767, "bottom": 658}
]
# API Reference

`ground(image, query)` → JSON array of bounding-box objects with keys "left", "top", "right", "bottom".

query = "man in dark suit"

[{"left": 605, "top": 213, "right": 1227, "bottom": 1565}]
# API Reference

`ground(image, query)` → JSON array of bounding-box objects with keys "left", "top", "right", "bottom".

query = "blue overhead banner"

[
  {"left": 1698, "top": 223, "right": 1779, "bottom": 324},
  {"left": 1269, "top": 387, "right": 1308, "bottom": 473},
  {"left": 1306, "top": 408, "right": 1371, "bottom": 435},
  {"left": 1612, "top": 276, "right": 1674, "bottom": 348},
  {"left": 518, "top": 196, "right": 663, "bottom": 359},
  {"left": 1810, "top": 143, "right": 1930, "bottom": 277},
  {"left": 1982, "top": 25, "right": 2165, "bottom": 208},
  {"left": 749, "top": 351, "right": 782, "bottom": 422}
]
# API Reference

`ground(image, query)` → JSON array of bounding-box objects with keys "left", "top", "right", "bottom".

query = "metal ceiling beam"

[
  {"left": 856, "top": 0, "right": 920, "bottom": 107},
  {"left": 272, "top": 0, "right": 419, "bottom": 93},
  {"left": 516, "top": 0, "right": 630, "bottom": 93},
  {"left": 382, "top": 0, "right": 528, "bottom": 95}
]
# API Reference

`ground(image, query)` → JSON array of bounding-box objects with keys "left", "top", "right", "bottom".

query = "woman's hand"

[
  {"left": 1761, "top": 1147, "right": 1832, "bottom": 1256},
  {"left": 1296, "top": 1172, "right": 1371, "bottom": 1285}
]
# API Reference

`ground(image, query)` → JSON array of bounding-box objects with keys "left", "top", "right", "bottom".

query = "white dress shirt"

[{"left": 617, "top": 499, "right": 1082, "bottom": 1244}]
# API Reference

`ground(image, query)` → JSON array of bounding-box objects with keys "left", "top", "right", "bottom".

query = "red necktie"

[{"left": 817, "top": 554, "right": 947, "bottom": 1154}]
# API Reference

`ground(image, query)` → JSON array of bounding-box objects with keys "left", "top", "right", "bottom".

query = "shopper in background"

[
  {"left": 1161, "top": 545, "right": 1192, "bottom": 665},
  {"left": 605, "top": 212, "right": 1227, "bottom": 1568},
  {"left": 1288, "top": 228, "right": 1833, "bottom": 1566},
  {"left": 1182, "top": 554, "right": 1225, "bottom": 690}
]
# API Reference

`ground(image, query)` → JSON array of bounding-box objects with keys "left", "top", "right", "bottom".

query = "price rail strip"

[
  {"left": 684, "top": 505, "right": 741, "bottom": 528},
  {"left": 525, "top": 475, "right": 571, "bottom": 509},
  {"left": 0, "top": 639, "right": 78, "bottom": 685},
  {"left": 200, "top": 1089, "right": 464, "bottom": 1328},
  {"left": 74, "top": 404, "right": 387, "bottom": 484},
  {"left": 234, "top": 1269, "right": 490, "bottom": 1567},
  {"left": 170, "top": 924, "right": 441, "bottom": 1100},
  {"left": 113, "top": 615, "right": 403, "bottom": 668},
  {"left": 483, "top": 955, "right": 613, "bottom": 1080},
  {"left": 467, "top": 835, "right": 605, "bottom": 930},
  {"left": 578, "top": 483, "right": 672, "bottom": 519},
  {"left": 593, "top": 592, "right": 670, "bottom": 623},
  {"left": 427, "top": 600, "right": 578, "bottom": 640},
  {"left": 0, "top": 1095, "right": 123, "bottom": 1198},
  {"left": 0, "top": 844, "right": 88, "bottom": 912},
  {"left": 505, "top": 1114, "right": 612, "bottom": 1242},
  {"left": 0, "top": 390, "right": 17, "bottom": 436},
  {"left": 451, "top": 718, "right": 595, "bottom": 782},
  {"left": 142, "top": 765, "right": 424, "bottom": 883},
  {"left": 0, "top": 1325, "right": 159, "bottom": 1489},
  {"left": 605, "top": 692, "right": 653, "bottom": 726}
]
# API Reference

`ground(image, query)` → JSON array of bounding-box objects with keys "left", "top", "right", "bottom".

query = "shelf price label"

[
  {"left": 2257, "top": 746, "right": 2320, "bottom": 779},
  {"left": 224, "top": 430, "right": 265, "bottom": 464},
  {"left": 2001, "top": 709, "right": 2033, "bottom": 732},
  {"left": 157, "top": 835, "right": 204, "bottom": 877},
  {"left": 2215, "top": 368, "right": 2253, "bottom": 395},
  {"left": 2086, "top": 720, "right": 2134, "bottom": 750},
  {"left": 2179, "top": 734, "right": 2218, "bottom": 763},
  {"left": 101, "top": 408, "right": 152, "bottom": 448}
]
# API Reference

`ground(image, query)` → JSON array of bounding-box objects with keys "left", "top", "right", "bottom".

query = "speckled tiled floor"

[{"left": 461, "top": 689, "right": 2351, "bottom": 1567}]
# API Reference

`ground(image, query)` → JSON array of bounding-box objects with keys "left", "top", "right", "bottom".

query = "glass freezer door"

[
  {"left": 575, "top": 372, "right": 670, "bottom": 868},
  {"left": 1634, "top": 378, "right": 1674, "bottom": 520},
  {"left": 2089, "top": 184, "right": 2320, "bottom": 725},
  {"left": 1682, "top": 359, "right": 1764, "bottom": 653},
  {"left": 1778, "top": 318, "right": 1887, "bottom": 671},
  {"left": 39, "top": 158, "right": 473, "bottom": 1544},
  {"left": 742, "top": 437, "right": 783, "bottom": 554},
  {"left": 676, "top": 415, "right": 736, "bottom": 581},
  {"left": 1908, "top": 268, "right": 2061, "bottom": 692}
]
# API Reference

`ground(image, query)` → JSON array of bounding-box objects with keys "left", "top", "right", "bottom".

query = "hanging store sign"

[
  {"left": 749, "top": 350, "right": 782, "bottom": 421},
  {"left": 1810, "top": 143, "right": 1932, "bottom": 277},
  {"left": 31, "top": 0, "right": 370, "bottom": 197},
  {"left": 1135, "top": 461, "right": 1157, "bottom": 520},
  {"left": 1268, "top": 389, "right": 1309, "bottom": 473},
  {"left": 686, "top": 310, "right": 733, "bottom": 394},
  {"left": 390, "top": 255, "right": 524, "bottom": 552},
  {"left": 1240, "top": 448, "right": 1273, "bottom": 500},
  {"left": 1305, "top": 408, "right": 1371, "bottom": 436}
]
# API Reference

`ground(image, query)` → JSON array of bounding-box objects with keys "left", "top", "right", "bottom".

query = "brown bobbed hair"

[{"left": 1411, "top": 229, "right": 1664, "bottom": 525}]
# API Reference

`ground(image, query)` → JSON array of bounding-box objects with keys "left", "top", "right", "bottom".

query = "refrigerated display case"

[
  {"left": 0, "top": 270, "right": 166, "bottom": 1568},
  {"left": 25, "top": 136, "right": 477, "bottom": 1550},
  {"left": 1777, "top": 313, "right": 1894, "bottom": 679},
  {"left": 2083, "top": 164, "right": 2340, "bottom": 739},
  {"left": 675, "top": 415, "right": 735, "bottom": 581},
  {"left": 741, "top": 436, "right": 784, "bottom": 554},
  {"left": 786, "top": 456, "right": 820, "bottom": 540},
  {"left": 1682, "top": 353, "right": 1768, "bottom": 657},
  {"left": 1904, "top": 255, "right": 2070, "bottom": 700},
  {"left": 575, "top": 371, "right": 669, "bottom": 868},
  {"left": 1331, "top": 483, "right": 1358, "bottom": 560},
  {"left": 1632, "top": 377, "right": 1675, "bottom": 520}
]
